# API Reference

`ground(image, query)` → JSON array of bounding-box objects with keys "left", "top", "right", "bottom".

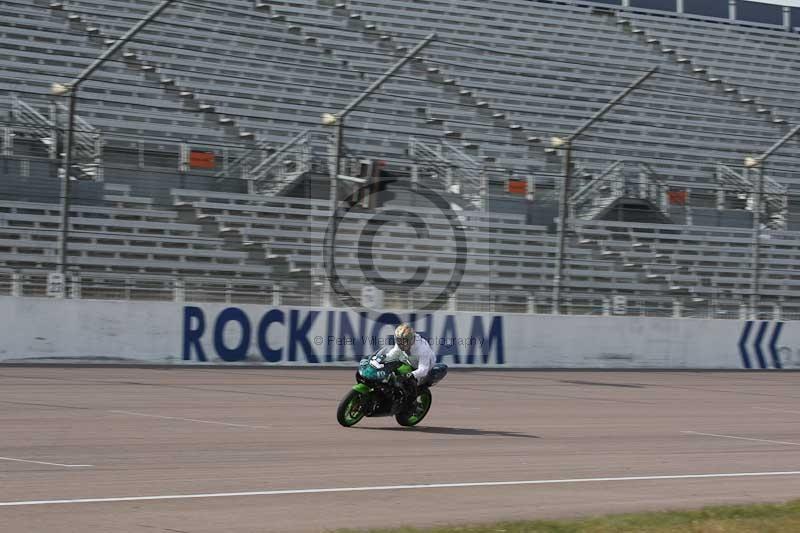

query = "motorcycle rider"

[{"left": 387, "top": 323, "right": 436, "bottom": 400}]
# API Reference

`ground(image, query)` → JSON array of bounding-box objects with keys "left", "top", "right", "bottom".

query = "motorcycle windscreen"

[
  {"left": 358, "top": 359, "right": 388, "bottom": 381},
  {"left": 358, "top": 346, "right": 412, "bottom": 381},
  {"left": 358, "top": 346, "right": 392, "bottom": 381}
]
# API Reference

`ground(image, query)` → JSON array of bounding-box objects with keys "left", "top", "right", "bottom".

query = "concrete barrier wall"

[{"left": 0, "top": 297, "right": 797, "bottom": 369}]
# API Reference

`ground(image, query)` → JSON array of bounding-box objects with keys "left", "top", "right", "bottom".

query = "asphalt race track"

[{"left": 1, "top": 367, "right": 800, "bottom": 532}]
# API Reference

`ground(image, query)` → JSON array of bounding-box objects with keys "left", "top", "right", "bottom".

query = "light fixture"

[
  {"left": 744, "top": 156, "right": 760, "bottom": 168},
  {"left": 50, "top": 82, "right": 71, "bottom": 96},
  {"left": 321, "top": 112, "right": 338, "bottom": 126},
  {"left": 550, "top": 136, "right": 566, "bottom": 148}
]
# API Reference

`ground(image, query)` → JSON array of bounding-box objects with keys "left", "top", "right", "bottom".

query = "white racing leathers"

[{"left": 386, "top": 333, "right": 436, "bottom": 383}]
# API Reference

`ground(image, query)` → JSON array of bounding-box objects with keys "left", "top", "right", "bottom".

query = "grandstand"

[{"left": 1, "top": 0, "right": 799, "bottom": 318}]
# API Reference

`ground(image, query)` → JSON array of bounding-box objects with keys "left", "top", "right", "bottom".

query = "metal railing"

[
  {"left": 409, "top": 137, "right": 484, "bottom": 208},
  {"left": 2, "top": 268, "right": 797, "bottom": 319},
  {"left": 570, "top": 161, "right": 669, "bottom": 220},
  {"left": 716, "top": 163, "right": 787, "bottom": 229},
  {"left": 218, "top": 129, "right": 318, "bottom": 195},
  {"left": 570, "top": 160, "right": 625, "bottom": 219},
  {"left": 53, "top": 100, "right": 103, "bottom": 173},
  {"left": 255, "top": 130, "right": 315, "bottom": 196},
  {"left": 9, "top": 94, "right": 103, "bottom": 179},
  {"left": 10, "top": 94, "right": 59, "bottom": 159}
]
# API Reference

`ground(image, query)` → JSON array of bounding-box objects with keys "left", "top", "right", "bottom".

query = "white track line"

[
  {"left": 109, "top": 410, "right": 270, "bottom": 429},
  {"left": 0, "top": 456, "right": 92, "bottom": 468},
  {"left": 682, "top": 431, "right": 800, "bottom": 447},
  {"left": 2, "top": 471, "right": 800, "bottom": 507},
  {"left": 753, "top": 407, "right": 800, "bottom": 415}
]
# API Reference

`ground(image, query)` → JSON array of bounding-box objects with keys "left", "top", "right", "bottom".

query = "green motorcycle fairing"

[
  {"left": 351, "top": 383, "right": 370, "bottom": 394},
  {"left": 397, "top": 363, "right": 414, "bottom": 375}
]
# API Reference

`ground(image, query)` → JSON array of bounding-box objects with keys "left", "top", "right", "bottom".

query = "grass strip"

[{"left": 335, "top": 499, "right": 800, "bottom": 533}]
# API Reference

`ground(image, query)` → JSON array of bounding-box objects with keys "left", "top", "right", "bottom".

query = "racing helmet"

[{"left": 394, "top": 323, "right": 416, "bottom": 352}]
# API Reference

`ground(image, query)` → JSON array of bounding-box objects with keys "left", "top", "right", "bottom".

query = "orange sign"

[
  {"left": 507, "top": 179, "right": 527, "bottom": 195},
  {"left": 667, "top": 190, "right": 687, "bottom": 205},
  {"left": 190, "top": 151, "right": 215, "bottom": 169}
]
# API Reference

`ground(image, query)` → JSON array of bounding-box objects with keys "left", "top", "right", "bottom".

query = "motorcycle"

[{"left": 336, "top": 346, "right": 448, "bottom": 428}]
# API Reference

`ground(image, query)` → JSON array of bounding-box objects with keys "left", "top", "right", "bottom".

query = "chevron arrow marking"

[{"left": 738, "top": 320, "right": 753, "bottom": 369}]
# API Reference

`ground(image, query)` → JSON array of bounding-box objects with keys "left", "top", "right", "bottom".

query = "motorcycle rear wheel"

[
  {"left": 396, "top": 389, "right": 432, "bottom": 427},
  {"left": 337, "top": 389, "right": 367, "bottom": 427}
]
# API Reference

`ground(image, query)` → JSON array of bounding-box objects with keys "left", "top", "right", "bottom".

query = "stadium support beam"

[
  {"left": 321, "top": 33, "right": 436, "bottom": 306},
  {"left": 51, "top": 0, "right": 177, "bottom": 280},
  {"left": 743, "top": 123, "right": 800, "bottom": 319},
  {"left": 550, "top": 66, "right": 658, "bottom": 315}
]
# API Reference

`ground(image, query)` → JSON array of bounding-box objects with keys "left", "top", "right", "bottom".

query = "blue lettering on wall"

[
  {"left": 338, "top": 311, "right": 366, "bottom": 361},
  {"left": 289, "top": 309, "right": 319, "bottom": 363},
  {"left": 324, "top": 311, "right": 336, "bottom": 363},
  {"left": 467, "top": 316, "right": 505, "bottom": 365},
  {"left": 408, "top": 313, "right": 434, "bottom": 343},
  {"left": 182, "top": 306, "right": 207, "bottom": 362},
  {"left": 213, "top": 307, "right": 251, "bottom": 362},
  {"left": 372, "top": 312, "right": 402, "bottom": 343},
  {"left": 181, "top": 307, "right": 506, "bottom": 366},
  {"left": 436, "top": 314, "right": 461, "bottom": 364},
  {"left": 257, "top": 309, "right": 284, "bottom": 363}
]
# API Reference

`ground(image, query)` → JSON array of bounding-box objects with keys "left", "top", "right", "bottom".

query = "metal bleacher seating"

[
  {"left": 621, "top": 9, "right": 800, "bottom": 123},
  {"left": 0, "top": 0, "right": 238, "bottom": 147},
  {"left": 43, "top": 0, "right": 501, "bottom": 168},
  {"left": 1, "top": 0, "right": 799, "bottom": 317},
  {"left": 271, "top": 0, "right": 798, "bottom": 186}
]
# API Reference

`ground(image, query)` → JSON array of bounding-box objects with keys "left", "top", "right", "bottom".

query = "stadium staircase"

[
  {"left": 596, "top": 8, "right": 789, "bottom": 126},
  {"left": 46, "top": 0, "right": 328, "bottom": 200},
  {"left": 37, "top": 1, "right": 287, "bottom": 272},
  {"left": 49, "top": 0, "right": 518, "bottom": 204},
  {"left": 41, "top": 0, "right": 353, "bottom": 272},
  {"left": 46, "top": 1, "right": 259, "bottom": 143},
  {"left": 593, "top": 6, "right": 793, "bottom": 226},
  {"left": 319, "top": 1, "right": 543, "bottom": 145},
  {"left": 260, "top": 0, "right": 541, "bottom": 207}
]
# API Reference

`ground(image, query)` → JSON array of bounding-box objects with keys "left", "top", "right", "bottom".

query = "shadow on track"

[{"left": 356, "top": 426, "right": 540, "bottom": 439}]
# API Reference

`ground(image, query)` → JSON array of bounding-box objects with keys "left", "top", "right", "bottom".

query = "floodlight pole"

[
  {"left": 322, "top": 33, "right": 436, "bottom": 306},
  {"left": 55, "top": 0, "right": 176, "bottom": 279},
  {"left": 746, "top": 123, "right": 800, "bottom": 319},
  {"left": 551, "top": 66, "right": 657, "bottom": 314}
]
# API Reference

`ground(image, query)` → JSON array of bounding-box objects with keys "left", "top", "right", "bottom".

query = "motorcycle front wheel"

[
  {"left": 337, "top": 389, "right": 367, "bottom": 427},
  {"left": 396, "top": 389, "right": 432, "bottom": 427}
]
